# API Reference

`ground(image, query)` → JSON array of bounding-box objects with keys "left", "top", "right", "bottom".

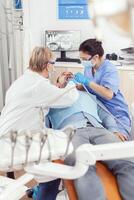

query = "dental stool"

[{"left": 2, "top": 127, "right": 134, "bottom": 200}]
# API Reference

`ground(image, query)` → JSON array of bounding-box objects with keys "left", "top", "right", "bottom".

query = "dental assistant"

[
  {"left": 74, "top": 39, "right": 131, "bottom": 138},
  {"left": 0, "top": 47, "right": 78, "bottom": 137}
]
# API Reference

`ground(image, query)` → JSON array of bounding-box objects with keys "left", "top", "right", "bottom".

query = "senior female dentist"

[
  {"left": 0, "top": 47, "right": 78, "bottom": 200},
  {"left": 0, "top": 47, "right": 78, "bottom": 136},
  {"left": 74, "top": 39, "right": 131, "bottom": 141}
]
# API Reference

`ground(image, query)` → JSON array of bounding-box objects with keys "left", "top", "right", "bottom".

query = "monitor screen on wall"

[{"left": 45, "top": 30, "right": 81, "bottom": 52}]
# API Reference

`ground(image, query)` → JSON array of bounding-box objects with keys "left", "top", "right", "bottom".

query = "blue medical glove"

[
  {"left": 69, "top": 78, "right": 79, "bottom": 84},
  {"left": 74, "top": 72, "right": 91, "bottom": 86}
]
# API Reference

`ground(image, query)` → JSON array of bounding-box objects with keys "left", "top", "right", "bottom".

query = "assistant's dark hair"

[{"left": 79, "top": 38, "right": 104, "bottom": 57}]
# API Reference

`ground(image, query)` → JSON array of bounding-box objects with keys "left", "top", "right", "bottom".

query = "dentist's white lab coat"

[{"left": 0, "top": 70, "right": 79, "bottom": 137}]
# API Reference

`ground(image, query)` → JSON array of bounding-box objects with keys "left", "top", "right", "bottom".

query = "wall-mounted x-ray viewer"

[
  {"left": 58, "top": 0, "right": 89, "bottom": 19},
  {"left": 45, "top": 30, "right": 81, "bottom": 63}
]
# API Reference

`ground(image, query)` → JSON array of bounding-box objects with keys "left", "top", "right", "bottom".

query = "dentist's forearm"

[{"left": 89, "top": 82, "right": 114, "bottom": 100}]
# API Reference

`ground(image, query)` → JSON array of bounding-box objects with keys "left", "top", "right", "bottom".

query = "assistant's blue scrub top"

[{"left": 84, "top": 59, "right": 131, "bottom": 135}]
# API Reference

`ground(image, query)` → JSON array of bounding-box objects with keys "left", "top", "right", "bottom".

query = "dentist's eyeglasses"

[
  {"left": 48, "top": 61, "right": 55, "bottom": 65},
  {"left": 80, "top": 56, "right": 93, "bottom": 62}
]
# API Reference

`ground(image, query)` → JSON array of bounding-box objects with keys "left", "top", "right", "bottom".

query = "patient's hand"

[
  {"left": 76, "top": 84, "right": 85, "bottom": 91},
  {"left": 56, "top": 72, "right": 73, "bottom": 88},
  {"left": 114, "top": 132, "right": 128, "bottom": 141}
]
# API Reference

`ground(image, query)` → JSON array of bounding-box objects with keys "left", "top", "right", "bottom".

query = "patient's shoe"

[{"left": 26, "top": 186, "right": 39, "bottom": 199}]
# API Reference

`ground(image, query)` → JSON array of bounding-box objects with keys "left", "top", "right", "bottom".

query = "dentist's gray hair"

[{"left": 29, "top": 47, "right": 54, "bottom": 72}]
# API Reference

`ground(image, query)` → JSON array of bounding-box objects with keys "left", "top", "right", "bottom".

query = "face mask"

[{"left": 81, "top": 60, "right": 95, "bottom": 69}]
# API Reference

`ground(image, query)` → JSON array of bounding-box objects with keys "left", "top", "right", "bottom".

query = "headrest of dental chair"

[{"left": 0, "top": 128, "right": 74, "bottom": 172}]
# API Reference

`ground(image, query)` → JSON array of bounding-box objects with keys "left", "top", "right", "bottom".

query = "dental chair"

[
  {"left": 55, "top": 160, "right": 122, "bottom": 200},
  {"left": 68, "top": 87, "right": 133, "bottom": 200},
  {"left": 0, "top": 128, "right": 134, "bottom": 200}
]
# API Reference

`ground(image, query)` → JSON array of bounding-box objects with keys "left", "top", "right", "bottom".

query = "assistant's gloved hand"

[
  {"left": 69, "top": 78, "right": 79, "bottom": 84},
  {"left": 74, "top": 72, "right": 91, "bottom": 86}
]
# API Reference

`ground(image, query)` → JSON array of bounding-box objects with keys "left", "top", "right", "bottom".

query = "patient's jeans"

[
  {"left": 65, "top": 127, "right": 134, "bottom": 200},
  {"left": 36, "top": 179, "right": 60, "bottom": 200},
  {"left": 37, "top": 127, "right": 134, "bottom": 200}
]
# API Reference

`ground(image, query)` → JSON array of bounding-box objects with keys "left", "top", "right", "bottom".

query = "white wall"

[
  {"left": 22, "top": 0, "right": 95, "bottom": 68},
  {"left": 97, "top": 18, "right": 132, "bottom": 54},
  {"left": 23, "top": 0, "right": 95, "bottom": 44},
  {"left": 22, "top": 0, "right": 133, "bottom": 69}
]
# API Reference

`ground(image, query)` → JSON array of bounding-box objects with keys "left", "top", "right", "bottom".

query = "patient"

[{"left": 36, "top": 73, "right": 134, "bottom": 200}]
